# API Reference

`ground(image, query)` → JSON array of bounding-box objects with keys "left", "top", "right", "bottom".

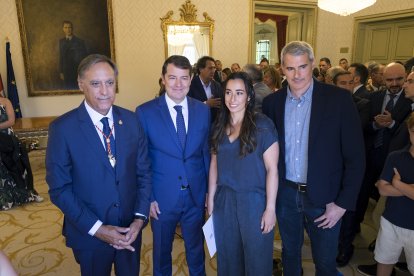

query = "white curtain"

[
  {"left": 193, "top": 29, "right": 209, "bottom": 58},
  {"left": 168, "top": 43, "right": 186, "bottom": 56}
]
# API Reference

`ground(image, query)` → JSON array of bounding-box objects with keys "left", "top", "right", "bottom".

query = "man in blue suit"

[
  {"left": 262, "top": 41, "right": 365, "bottom": 276},
  {"left": 46, "top": 54, "right": 152, "bottom": 276},
  {"left": 136, "top": 55, "right": 210, "bottom": 276}
]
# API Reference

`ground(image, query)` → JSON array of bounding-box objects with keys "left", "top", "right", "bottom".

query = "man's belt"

[{"left": 283, "top": 179, "right": 307, "bottom": 192}]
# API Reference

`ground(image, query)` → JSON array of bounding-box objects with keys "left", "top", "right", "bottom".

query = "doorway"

[
  {"left": 353, "top": 9, "right": 414, "bottom": 63},
  {"left": 250, "top": 0, "right": 318, "bottom": 64}
]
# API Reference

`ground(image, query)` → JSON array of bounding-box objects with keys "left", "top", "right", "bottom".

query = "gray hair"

[
  {"left": 280, "top": 41, "right": 315, "bottom": 65},
  {"left": 78, "top": 54, "right": 118, "bottom": 79},
  {"left": 243, "top": 64, "right": 263, "bottom": 83},
  {"left": 326, "top": 66, "right": 346, "bottom": 80}
]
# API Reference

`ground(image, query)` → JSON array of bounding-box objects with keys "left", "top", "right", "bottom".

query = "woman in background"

[
  {"left": 207, "top": 72, "right": 279, "bottom": 275},
  {"left": 221, "top": 67, "right": 232, "bottom": 83},
  {"left": 263, "top": 66, "right": 282, "bottom": 92},
  {"left": 0, "top": 96, "right": 42, "bottom": 210}
]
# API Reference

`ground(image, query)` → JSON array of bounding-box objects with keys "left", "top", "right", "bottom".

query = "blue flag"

[{"left": 6, "top": 42, "right": 22, "bottom": 118}]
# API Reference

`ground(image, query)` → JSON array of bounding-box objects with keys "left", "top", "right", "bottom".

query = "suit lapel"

[
  {"left": 77, "top": 103, "right": 115, "bottom": 174},
  {"left": 277, "top": 91, "right": 287, "bottom": 155},
  {"left": 308, "top": 83, "right": 326, "bottom": 147},
  {"left": 374, "top": 91, "right": 386, "bottom": 115},
  {"left": 211, "top": 80, "right": 222, "bottom": 98},
  {"left": 113, "top": 106, "right": 125, "bottom": 175},
  {"left": 158, "top": 95, "right": 182, "bottom": 151},
  {"left": 186, "top": 97, "right": 197, "bottom": 156}
]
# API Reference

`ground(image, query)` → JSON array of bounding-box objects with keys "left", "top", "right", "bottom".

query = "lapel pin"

[{"left": 118, "top": 120, "right": 123, "bottom": 125}]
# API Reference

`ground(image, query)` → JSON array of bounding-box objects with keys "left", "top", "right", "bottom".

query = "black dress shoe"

[
  {"left": 336, "top": 246, "right": 354, "bottom": 267},
  {"left": 272, "top": 258, "right": 282, "bottom": 276},
  {"left": 357, "top": 263, "right": 396, "bottom": 276}
]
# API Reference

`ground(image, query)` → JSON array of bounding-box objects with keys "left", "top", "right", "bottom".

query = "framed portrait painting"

[{"left": 16, "top": 0, "right": 115, "bottom": 96}]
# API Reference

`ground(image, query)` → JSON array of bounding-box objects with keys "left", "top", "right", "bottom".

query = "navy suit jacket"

[
  {"left": 136, "top": 95, "right": 210, "bottom": 211},
  {"left": 188, "top": 76, "right": 223, "bottom": 123},
  {"left": 354, "top": 85, "right": 370, "bottom": 99},
  {"left": 262, "top": 81, "right": 365, "bottom": 210},
  {"left": 46, "top": 103, "right": 152, "bottom": 250}
]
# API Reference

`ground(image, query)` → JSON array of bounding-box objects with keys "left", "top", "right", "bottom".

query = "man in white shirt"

[{"left": 46, "top": 54, "right": 152, "bottom": 276}]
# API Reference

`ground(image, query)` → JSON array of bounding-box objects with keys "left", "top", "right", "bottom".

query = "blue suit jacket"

[
  {"left": 262, "top": 81, "right": 366, "bottom": 211},
  {"left": 46, "top": 102, "right": 152, "bottom": 250},
  {"left": 188, "top": 75, "right": 223, "bottom": 123},
  {"left": 136, "top": 95, "right": 210, "bottom": 211}
]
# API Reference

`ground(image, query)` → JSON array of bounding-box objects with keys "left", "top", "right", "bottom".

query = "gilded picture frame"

[{"left": 15, "top": 0, "right": 116, "bottom": 96}]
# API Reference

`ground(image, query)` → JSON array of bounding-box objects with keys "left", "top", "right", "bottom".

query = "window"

[{"left": 256, "top": 40, "right": 270, "bottom": 64}]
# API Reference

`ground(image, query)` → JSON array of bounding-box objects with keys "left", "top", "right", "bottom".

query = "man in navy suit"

[
  {"left": 348, "top": 63, "right": 370, "bottom": 99},
  {"left": 262, "top": 41, "right": 365, "bottom": 275},
  {"left": 188, "top": 56, "right": 222, "bottom": 123},
  {"left": 136, "top": 55, "right": 210, "bottom": 276},
  {"left": 46, "top": 54, "right": 152, "bottom": 276}
]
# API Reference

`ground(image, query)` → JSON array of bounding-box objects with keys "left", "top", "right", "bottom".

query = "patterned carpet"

[{"left": 0, "top": 150, "right": 410, "bottom": 275}]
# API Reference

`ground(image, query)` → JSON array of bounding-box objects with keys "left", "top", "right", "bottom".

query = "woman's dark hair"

[
  {"left": 210, "top": 72, "right": 256, "bottom": 157},
  {"left": 222, "top": 67, "right": 232, "bottom": 80}
]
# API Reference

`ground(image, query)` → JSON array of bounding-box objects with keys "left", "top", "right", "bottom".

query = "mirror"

[{"left": 161, "top": 0, "right": 214, "bottom": 64}]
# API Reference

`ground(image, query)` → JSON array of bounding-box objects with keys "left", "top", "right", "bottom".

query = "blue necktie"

[
  {"left": 101, "top": 117, "right": 116, "bottom": 156},
  {"left": 174, "top": 105, "right": 186, "bottom": 149}
]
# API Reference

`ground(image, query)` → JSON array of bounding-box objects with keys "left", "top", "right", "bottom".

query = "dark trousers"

[
  {"left": 356, "top": 146, "right": 388, "bottom": 224},
  {"left": 277, "top": 184, "right": 341, "bottom": 276},
  {"left": 72, "top": 234, "right": 142, "bottom": 276},
  {"left": 151, "top": 189, "right": 205, "bottom": 276},
  {"left": 338, "top": 210, "right": 357, "bottom": 254},
  {"left": 213, "top": 185, "right": 273, "bottom": 276}
]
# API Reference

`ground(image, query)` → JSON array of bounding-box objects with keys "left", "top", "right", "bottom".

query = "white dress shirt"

[
  {"left": 165, "top": 93, "right": 189, "bottom": 133},
  {"left": 84, "top": 101, "right": 116, "bottom": 236}
]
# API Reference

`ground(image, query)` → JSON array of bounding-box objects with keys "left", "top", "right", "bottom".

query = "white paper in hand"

[{"left": 202, "top": 215, "right": 216, "bottom": 258}]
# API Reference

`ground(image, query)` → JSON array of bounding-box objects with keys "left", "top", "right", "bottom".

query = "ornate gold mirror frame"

[{"left": 161, "top": 0, "right": 214, "bottom": 61}]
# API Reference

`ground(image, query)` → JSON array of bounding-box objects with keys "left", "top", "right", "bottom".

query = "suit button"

[
  {"left": 114, "top": 203, "right": 119, "bottom": 207},
  {"left": 116, "top": 181, "right": 119, "bottom": 186},
  {"left": 183, "top": 159, "right": 186, "bottom": 163},
  {"left": 178, "top": 176, "right": 182, "bottom": 180}
]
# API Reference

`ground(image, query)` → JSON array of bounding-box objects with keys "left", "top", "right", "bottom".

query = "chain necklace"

[{"left": 95, "top": 123, "right": 116, "bottom": 167}]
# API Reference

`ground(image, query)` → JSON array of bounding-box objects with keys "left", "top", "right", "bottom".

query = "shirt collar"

[
  {"left": 198, "top": 75, "right": 211, "bottom": 89},
  {"left": 165, "top": 93, "right": 188, "bottom": 110},
  {"left": 287, "top": 79, "right": 314, "bottom": 102},
  {"left": 387, "top": 89, "right": 404, "bottom": 97},
  {"left": 353, "top": 84, "right": 363, "bottom": 93},
  {"left": 84, "top": 100, "right": 114, "bottom": 125}
]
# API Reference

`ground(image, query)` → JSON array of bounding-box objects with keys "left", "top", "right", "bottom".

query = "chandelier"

[{"left": 318, "top": 0, "right": 376, "bottom": 16}]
